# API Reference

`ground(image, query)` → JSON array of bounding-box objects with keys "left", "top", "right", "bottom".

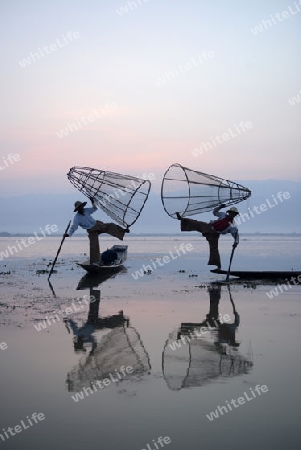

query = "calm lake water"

[{"left": 0, "top": 236, "right": 300, "bottom": 450}]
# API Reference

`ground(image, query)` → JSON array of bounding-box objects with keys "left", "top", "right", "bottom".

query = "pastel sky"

[{"left": 1, "top": 0, "right": 300, "bottom": 196}]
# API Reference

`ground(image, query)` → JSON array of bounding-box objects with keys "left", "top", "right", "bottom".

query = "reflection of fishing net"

[
  {"left": 161, "top": 163, "right": 251, "bottom": 218},
  {"left": 162, "top": 331, "right": 253, "bottom": 391},
  {"left": 67, "top": 166, "right": 151, "bottom": 227},
  {"left": 67, "top": 326, "right": 151, "bottom": 392}
]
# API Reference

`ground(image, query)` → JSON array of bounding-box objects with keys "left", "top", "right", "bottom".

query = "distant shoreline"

[{"left": 1, "top": 232, "right": 301, "bottom": 237}]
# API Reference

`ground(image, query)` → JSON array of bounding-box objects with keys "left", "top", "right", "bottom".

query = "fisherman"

[
  {"left": 176, "top": 204, "right": 239, "bottom": 269},
  {"left": 65, "top": 198, "right": 129, "bottom": 264}
]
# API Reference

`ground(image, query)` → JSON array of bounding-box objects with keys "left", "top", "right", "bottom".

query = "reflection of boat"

[
  {"left": 211, "top": 268, "right": 301, "bottom": 280},
  {"left": 162, "top": 284, "right": 253, "bottom": 391},
  {"left": 77, "top": 245, "right": 128, "bottom": 274},
  {"left": 76, "top": 267, "right": 125, "bottom": 290}
]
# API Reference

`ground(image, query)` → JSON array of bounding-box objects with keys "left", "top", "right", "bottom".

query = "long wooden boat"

[
  {"left": 78, "top": 245, "right": 128, "bottom": 274},
  {"left": 211, "top": 268, "right": 301, "bottom": 281}
]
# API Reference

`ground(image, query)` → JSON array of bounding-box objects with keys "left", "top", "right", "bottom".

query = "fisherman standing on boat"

[
  {"left": 176, "top": 205, "right": 239, "bottom": 269},
  {"left": 65, "top": 198, "right": 129, "bottom": 264}
]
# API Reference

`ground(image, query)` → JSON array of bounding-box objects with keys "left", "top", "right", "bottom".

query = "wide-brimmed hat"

[
  {"left": 74, "top": 201, "right": 87, "bottom": 212},
  {"left": 227, "top": 206, "right": 239, "bottom": 215}
]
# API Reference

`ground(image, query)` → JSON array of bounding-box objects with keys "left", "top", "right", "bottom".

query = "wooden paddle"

[
  {"left": 225, "top": 232, "right": 238, "bottom": 282},
  {"left": 48, "top": 220, "right": 71, "bottom": 280},
  {"left": 226, "top": 283, "right": 236, "bottom": 312}
]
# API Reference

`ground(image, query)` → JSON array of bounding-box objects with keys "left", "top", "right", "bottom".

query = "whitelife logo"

[
  {"left": 0, "top": 412, "right": 45, "bottom": 443},
  {"left": 55, "top": 102, "right": 118, "bottom": 139},
  {"left": 206, "top": 384, "right": 268, "bottom": 421},
  {"left": 140, "top": 436, "right": 171, "bottom": 450},
  {"left": 168, "top": 314, "right": 231, "bottom": 351},
  {"left": 33, "top": 295, "right": 96, "bottom": 332},
  {"left": 0, "top": 153, "right": 21, "bottom": 171},
  {"left": 153, "top": 51, "right": 215, "bottom": 87},
  {"left": 0, "top": 224, "right": 58, "bottom": 261},
  {"left": 0, "top": 342, "right": 8, "bottom": 351},
  {"left": 288, "top": 89, "right": 301, "bottom": 106},
  {"left": 266, "top": 274, "right": 301, "bottom": 299},
  {"left": 234, "top": 191, "right": 291, "bottom": 226},
  {"left": 18, "top": 32, "right": 80, "bottom": 68},
  {"left": 191, "top": 121, "right": 253, "bottom": 157},
  {"left": 250, "top": 2, "right": 301, "bottom": 35},
  {"left": 131, "top": 243, "right": 193, "bottom": 280},
  {"left": 116, "top": 0, "right": 151, "bottom": 16},
  {"left": 71, "top": 365, "right": 134, "bottom": 402},
  {"left": 99, "top": 172, "right": 155, "bottom": 208}
]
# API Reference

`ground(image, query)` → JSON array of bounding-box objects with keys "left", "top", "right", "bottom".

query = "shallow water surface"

[{"left": 0, "top": 237, "right": 300, "bottom": 449}]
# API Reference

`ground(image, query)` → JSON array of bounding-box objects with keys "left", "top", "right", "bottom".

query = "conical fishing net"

[
  {"left": 162, "top": 330, "right": 253, "bottom": 391},
  {"left": 67, "top": 166, "right": 151, "bottom": 227},
  {"left": 67, "top": 325, "right": 151, "bottom": 392},
  {"left": 161, "top": 163, "right": 251, "bottom": 218}
]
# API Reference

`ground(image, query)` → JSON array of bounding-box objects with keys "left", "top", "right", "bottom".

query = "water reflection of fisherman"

[
  {"left": 216, "top": 305, "right": 240, "bottom": 354},
  {"left": 163, "top": 284, "right": 251, "bottom": 391},
  {"left": 66, "top": 319, "right": 97, "bottom": 353},
  {"left": 65, "top": 292, "right": 129, "bottom": 354},
  {"left": 180, "top": 283, "right": 240, "bottom": 352},
  {"left": 208, "top": 284, "right": 240, "bottom": 353}
]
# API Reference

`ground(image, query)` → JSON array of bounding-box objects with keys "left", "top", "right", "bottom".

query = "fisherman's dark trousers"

[
  {"left": 180, "top": 218, "right": 221, "bottom": 268},
  {"left": 87, "top": 221, "right": 126, "bottom": 264}
]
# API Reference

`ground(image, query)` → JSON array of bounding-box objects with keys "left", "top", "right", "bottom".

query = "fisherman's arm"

[
  {"left": 213, "top": 203, "right": 227, "bottom": 217},
  {"left": 66, "top": 218, "right": 79, "bottom": 237},
  {"left": 67, "top": 319, "right": 79, "bottom": 334},
  {"left": 85, "top": 206, "right": 97, "bottom": 214},
  {"left": 86, "top": 196, "right": 97, "bottom": 213},
  {"left": 231, "top": 228, "right": 239, "bottom": 247}
]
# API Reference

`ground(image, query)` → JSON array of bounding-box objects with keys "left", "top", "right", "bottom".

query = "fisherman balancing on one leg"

[
  {"left": 65, "top": 198, "right": 129, "bottom": 264},
  {"left": 176, "top": 204, "right": 239, "bottom": 269}
]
